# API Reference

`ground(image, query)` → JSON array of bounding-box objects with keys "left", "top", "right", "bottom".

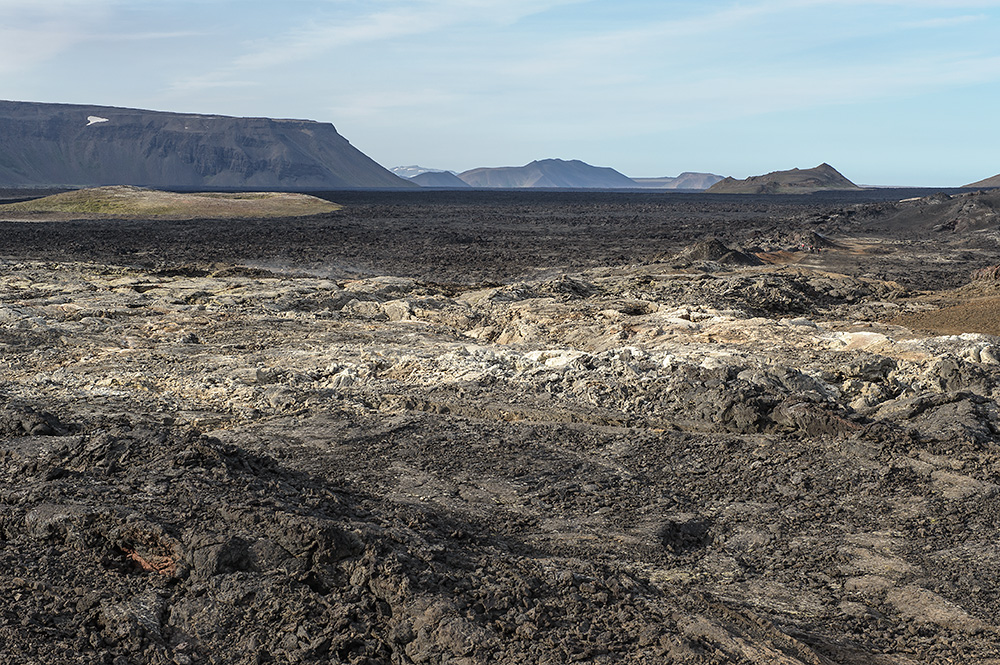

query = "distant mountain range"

[
  {"left": 706, "top": 163, "right": 860, "bottom": 194},
  {"left": 0, "top": 101, "right": 876, "bottom": 194},
  {"left": 394, "top": 160, "right": 725, "bottom": 190},
  {"left": 0, "top": 100, "right": 413, "bottom": 189}
]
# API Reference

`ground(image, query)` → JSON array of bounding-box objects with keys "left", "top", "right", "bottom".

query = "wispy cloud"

[
  {"left": 232, "top": 0, "right": 583, "bottom": 69},
  {"left": 328, "top": 89, "right": 462, "bottom": 120},
  {"left": 100, "top": 30, "right": 207, "bottom": 42},
  {"left": 903, "top": 14, "right": 988, "bottom": 28},
  {"left": 0, "top": 0, "right": 205, "bottom": 75},
  {"left": 166, "top": 0, "right": 583, "bottom": 96},
  {"left": 0, "top": 1, "right": 112, "bottom": 74},
  {"left": 233, "top": 8, "right": 445, "bottom": 69},
  {"left": 169, "top": 74, "right": 261, "bottom": 94}
]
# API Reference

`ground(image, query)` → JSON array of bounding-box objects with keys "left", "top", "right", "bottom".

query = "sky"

[{"left": 2, "top": 0, "right": 1000, "bottom": 186}]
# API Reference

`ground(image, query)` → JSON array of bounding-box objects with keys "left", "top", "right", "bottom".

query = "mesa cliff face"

[
  {"left": 0, "top": 100, "right": 413, "bottom": 189},
  {"left": 707, "top": 163, "right": 860, "bottom": 194}
]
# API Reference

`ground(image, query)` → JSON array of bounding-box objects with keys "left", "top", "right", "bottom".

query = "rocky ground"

[{"left": 2, "top": 189, "right": 1000, "bottom": 664}]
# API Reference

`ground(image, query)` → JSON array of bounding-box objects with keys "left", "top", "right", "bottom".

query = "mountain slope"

[
  {"left": 458, "top": 159, "right": 637, "bottom": 188},
  {"left": 410, "top": 171, "right": 472, "bottom": 188},
  {"left": 965, "top": 174, "right": 1000, "bottom": 188},
  {"left": 0, "top": 100, "right": 413, "bottom": 189},
  {"left": 706, "top": 163, "right": 860, "bottom": 194}
]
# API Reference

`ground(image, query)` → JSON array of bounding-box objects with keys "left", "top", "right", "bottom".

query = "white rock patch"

[{"left": 86, "top": 116, "right": 109, "bottom": 126}]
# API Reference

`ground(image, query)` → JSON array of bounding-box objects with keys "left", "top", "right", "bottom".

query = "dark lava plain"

[
  {"left": 0, "top": 188, "right": 984, "bottom": 287},
  {"left": 3, "top": 189, "right": 1000, "bottom": 665}
]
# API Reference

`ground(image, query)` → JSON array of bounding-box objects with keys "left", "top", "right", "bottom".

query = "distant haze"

[{"left": 394, "top": 160, "right": 724, "bottom": 189}]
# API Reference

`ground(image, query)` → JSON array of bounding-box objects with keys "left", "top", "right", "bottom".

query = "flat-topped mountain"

[
  {"left": 707, "top": 163, "right": 860, "bottom": 194},
  {"left": 458, "top": 159, "right": 637, "bottom": 188},
  {"left": 0, "top": 100, "right": 413, "bottom": 189},
  {"left": 630, "top": 172, "right": 725, "bottom": 190},
  {"left": 965, "top": 173, "right": 1000, "bottom": 188}
]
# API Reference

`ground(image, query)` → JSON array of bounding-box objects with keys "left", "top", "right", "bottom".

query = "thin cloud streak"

[
  {"left": 99, "top": 31, "right": 207, "bottom": 42},
  {"left": 169, "top": 75, "right": 261, "bottom": 94},
  {"left": 328, "top": 89, "right": 462, "bottom": 120},
  {"left": 0, "top": 0, "right": 200, "bottom": 74},
  {"left": 232, "top": 0, "right": 584, "bottom": 69},
  {"left": 903, "top": 14, "right": 988, "bottom": 28},
  {"left": 234, "top": 9, "right": 444, "bottom": 69}
]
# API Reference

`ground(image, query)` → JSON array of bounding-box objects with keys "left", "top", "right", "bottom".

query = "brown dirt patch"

[
  {"left": 755, "top": 250, "right": 805, "bottom": 264},
  {"left": 892, "top": 297, "right": 1000, "bottom": 336}
]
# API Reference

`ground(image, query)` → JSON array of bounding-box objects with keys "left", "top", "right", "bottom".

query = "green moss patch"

[{"left": 0, "top": 186, "right": 340, "bottom": 219}]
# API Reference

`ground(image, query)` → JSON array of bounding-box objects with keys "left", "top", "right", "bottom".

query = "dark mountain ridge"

[
  {"left": 0, "top": 100, "right": 413, "bottom": 189},
  {"left": 707, "top": 163, "right": 860, "bottom": 194}
]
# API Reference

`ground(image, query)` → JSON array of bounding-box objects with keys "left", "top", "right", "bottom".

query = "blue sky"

[{"left": 2, "top": 0, "right": 999, "bottom": 186}]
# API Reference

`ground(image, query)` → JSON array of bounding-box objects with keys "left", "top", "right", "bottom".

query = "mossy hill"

[{"left": 0, "top": 186, "right": 341, "bottom": 219}]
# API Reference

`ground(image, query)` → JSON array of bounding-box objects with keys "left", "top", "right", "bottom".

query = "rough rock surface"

[
  {"left": 849, "top": 190, "right": 1000, "bottom": 234},
  {"left": 2, "top": 190, "right": 1000, "bottom": 664}
]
